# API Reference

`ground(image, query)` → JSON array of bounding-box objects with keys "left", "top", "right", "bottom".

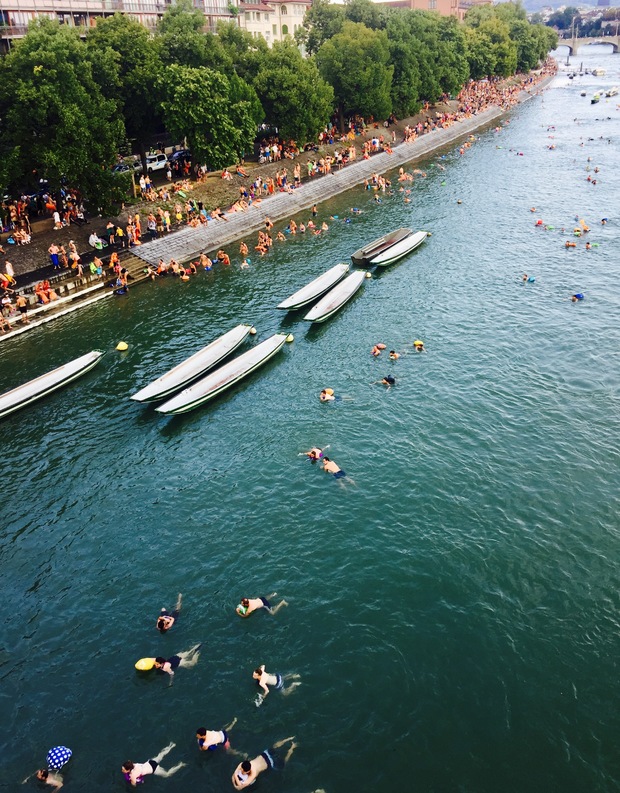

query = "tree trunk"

[{"left": 338, "top": 103, "right": 345, "bottom": 134}]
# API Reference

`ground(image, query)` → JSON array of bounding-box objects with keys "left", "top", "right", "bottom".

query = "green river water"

[{"left": 1, "top": 49, "right": 619, "bottom": 793}]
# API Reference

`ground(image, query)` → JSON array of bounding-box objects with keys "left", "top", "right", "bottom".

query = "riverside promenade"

[{"left": 133, "top": 90, "right": 540, "bottom": 268}]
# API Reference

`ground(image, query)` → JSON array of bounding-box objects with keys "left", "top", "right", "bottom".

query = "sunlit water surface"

[{"left": 1, "top": 48, "right": 619, "bottom": 793}]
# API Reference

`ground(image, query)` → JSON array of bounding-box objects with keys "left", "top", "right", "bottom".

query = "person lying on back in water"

[
  {"left": 236, "top": 594, "right": 288, "bottom": 618},
  {"left": 156, "top": 593, "right": 182, "bottom": 633}
]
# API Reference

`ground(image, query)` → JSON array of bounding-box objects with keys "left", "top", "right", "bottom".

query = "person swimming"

[
  {"left": 319, "top": 389, "right": 335, "bottom": 402},
  {"left": 322, "top": 457, "right": 345, "bottom": 479},
  {"left": 571, "top": 293, "right": 585, "bottom": 302},
  {"left": 122, "top": 743, "right": 185, "bottom": 787},
  {"left": 196, "top": 718, "right": 238, "bottom": 752},
  {"left": 389, "top": 350, "right": 400, "bottom": 360},
  {"left": 413, "top": 340, "right": 425, "bottom": 352},
  {"left": 236, "top": 595, "right": 288, "bottom": 618},
  {"left": 305, "top": 447, "right": 324, "bottom": 460},
  {"left": 156, "top": 594, "right": 182, "bottom": 633},
  {"left": 252, "top": 664, "right": 301, "bottom": 699},
  {"left": 154, "top": 644, "right": 201, "bottom": 678},
  {"left": 381, "top": 375, "right": 396, "bottom": 387},
  {"left": 232, "top": 738, "right": 297, "bottom": 789}
]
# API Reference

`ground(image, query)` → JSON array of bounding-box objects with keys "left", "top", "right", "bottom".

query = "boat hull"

[
  {"left": 277, "top": 263, "right": 349, "bottom": 310},
  {"left": 155, "top": 334, "right": 287, "bottom": 415},
  {"left": 372, "top": 230, "right": 428, "bottom": 266},
  {"left": 351, "top": 228, "right": 412, "bottom": 266},
  {"left": 0, "top": 350, "right": 104, "bottom": 420},
  {"left": 131, "top": 324, "right": 253, "bottom": 402},
  {"left": 303, "top": 270, "right": 367, "bottom": 323}
]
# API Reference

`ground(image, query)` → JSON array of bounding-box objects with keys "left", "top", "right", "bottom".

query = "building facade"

[
  {"left": 378, "top": 0, "right": 492, "bottom": 23},
  {"left": 0, "top": 0, "right": 308, "bottom": 51}
]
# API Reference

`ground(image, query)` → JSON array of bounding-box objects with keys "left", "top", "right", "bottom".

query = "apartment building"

[
  {"left": 237, "top": 0, "right": 311, "bottom": 45},
  {"left": 0, "top": 0, "right": 309, "bottom": 51},
  {"left": 378, "top": 0, "right": 492, "bottom": 23}
]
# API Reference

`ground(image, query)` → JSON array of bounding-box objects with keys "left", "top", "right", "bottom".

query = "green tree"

[
  {"left": 159, "top": 65, "right": 257, "bottom": 169},
  {"left": 295, "top": 0, "right": 345, "bottom": 55},
  {"left": 465, "top": 9, "right": 517, "bottom": 77},
  {"left": 156, "top": 0, "right": 232, "bottom": 71},
  {"left": 250, "top": 41, "right": 333, "bottom": 141},
  {"left": 464, "top": 25, "right": 497, "bottom": 80},
  {"left": 386, "top": 11, "right": 422, "bottom": 117},
  {"left": 0, "top": 18, "right": 125, "bottom": 209},
  {"left": 344, "top": 0, "right": 388, "bottom": 30},
  {"left": 316, "top": 21, "right": 393, "bottom": 130},
  {"left": 86, "top": 14, "right": 161, "bottom": 171},
  {"left": 217, "top": 21, "right": 269, "bottom": 82}
]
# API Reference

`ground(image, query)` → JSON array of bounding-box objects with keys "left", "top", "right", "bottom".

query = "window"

[
  {"left": 428, "top": 0, "right": 436, "bottom": 7},
  {"left": 282, "top": 23, "right": 288, "bottom": 34},
  {"left": 281, "top": 5, "right": 287, "bottom": 13},
  {"left": 272, "top": 23, "right": 277, "bottom": 33},
  {"left": 255, "top": 11, "right": 261, "bottom": 20}
]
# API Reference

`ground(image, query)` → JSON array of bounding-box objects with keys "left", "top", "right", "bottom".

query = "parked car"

[
  {"left": 112, "top": 159, "right": 142, "bottom": 175},
  {"left": 145, "top": 153, "right": 168, "bottom": 174},
  {"left": 168, "top": 148, "right": 192, "bottom": 164}
]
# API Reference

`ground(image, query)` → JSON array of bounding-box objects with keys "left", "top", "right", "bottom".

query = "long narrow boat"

[
  {"left": 277, "top": 263, "right": 349, "bottom": 310},
  {"left": 155, "top": 334, "right": 288, "bottom": 415},
  {"left": 303, "top": 270, "right": 367, "bottom": 323},
  {"left": 351, "top": 228, "right": 412, "bottom": 266},
  {"left": 605, "top": 86, "right": 618, "bottom": 97},
  {"left": 131, "top": 324, "right": 253, "bottom": 402},
  {"left": 0, "top": 350, "right": 104, "bottom": 420},
  {"left": 371, "top": 230, "right": 429, "bottom": 266}
]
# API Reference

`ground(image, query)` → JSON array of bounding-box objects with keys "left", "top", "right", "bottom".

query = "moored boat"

[
  {"left": 605, "top": 86, "right": 618, "bottom": 97},
  {"left": 155, "top": 334, "right": 287, "bottom": 415},
  {"left": 304, "top": 270, "right": 367, "bottom": 323},
  {"left": 371, "top": 230, "right": 429, "bottom": 266},
  {"left": 592, "top": 67, "right": 606, "bottom": 77},
  {"left": 131, "top": 324, "right": 253, "bottom": 402},
  {"left": 351, "top": 228, "right": 412, "bottom": 266},
  {"left": 591, "top": 93, "right": 600, "bottom": 104},
  {"left": 0, "top": 350, "right": 104, "bottom": 420},
  {"left": 277, "top": 263, "right": 349, "bottom": 310}
]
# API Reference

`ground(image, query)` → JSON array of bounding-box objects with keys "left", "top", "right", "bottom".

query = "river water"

[{"left": 2, "top": 48, "right": 619, "bottom": 793}]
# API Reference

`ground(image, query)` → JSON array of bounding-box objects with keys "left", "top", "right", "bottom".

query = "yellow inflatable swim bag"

[
  {"left": 325, "top": 388, "right": 334, "bottom": 396},
  {"left": 135, "top": 657, "right": 156, "bottom": 671}
]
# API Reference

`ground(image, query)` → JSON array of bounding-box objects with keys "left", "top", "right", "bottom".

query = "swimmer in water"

[
  {"left": 24, "top": 769, "right": 64, "bottom": 790},
  {"left": 319, "top": 389, "right": 335, "bottom": 402},
  {"left": 413, "top": 340, "right": 425, "bottom": 352},
  {"left": 156, "top": 593, "right": 182, "bottom": 633},
  {"left": 196, "top": 718, "right": 239, "bottom": 753},
  {"left": 240, "top": 259, "right": 249, "bottom": 268},
  {"left": 305, "top": 447, "right": 324, "bottom": 460},
  {"left": 388, "top": 350, "right": 400, "bottom": 360},
  {"left": 122, "top": 743, "right": 185, "bottom": 787},
  {"left": 232, "top": 737, "right": 297, "bottom": 789},
  {"left": 322, "top": 456, "right": 346, "bottom": 480},
  {"left": 571, "top": 294, "right": 585, "bottom": 302},
  {"left": 154, "top": 644, "right": 201, "bottom": 678},
  {"left": 585, "top": 242, "right": 591, "bottom": 250},
  {"left": 371, "top": 343, "right": 386, "bottom": 357},
  {"left": 236, "top": 594, "right": 288, "bottom": 618},
  {"left": 253, "top": 664, "right": 301, "bottom": 698},
  {"left": 380, "top": 375, "right": 396, "bottom": 388}
]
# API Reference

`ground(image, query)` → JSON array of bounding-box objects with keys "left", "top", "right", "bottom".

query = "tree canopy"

[{"left": 0, "top": 0, "right": 556, "bottom": 204}]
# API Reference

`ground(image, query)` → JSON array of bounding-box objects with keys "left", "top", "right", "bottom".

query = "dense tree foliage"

[
  {"left": 0, "top": 0, "right": 555, "bottom": 204},
  {"left": 0, "top": 19, "right": 125, "bottom": 209}
]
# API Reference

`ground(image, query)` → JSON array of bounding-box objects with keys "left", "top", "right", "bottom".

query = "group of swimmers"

[{"left": 26, "top": 591, "right": 308, "bottom": 789}]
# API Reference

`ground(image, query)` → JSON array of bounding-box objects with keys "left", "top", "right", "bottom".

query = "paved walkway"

[{"left": 133, "top": 104, "right": 510, "bottom": 267}]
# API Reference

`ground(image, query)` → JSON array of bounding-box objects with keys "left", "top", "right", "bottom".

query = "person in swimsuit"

[
  {"left": 389, "top": 350, "right": 400, "bottom": 360},
  {"left": 305, "top": 447, "right": 324, "bottom": 460},
  {"left": 380, "top": 375, "right": 396, "bottom": 388},
  {"left": 196, "top": 717, "right": 238, "bottom": 753},
  {"left": 319, "top": 390, "right": 335, "bottom": 402},
  {"left": 322, "top": 457, "right": 346, "bottom": 479},
  {"left": 253, "top": 665, "right": 301, "bottom": 699},
  {"left": 34, "top": 769, "right": 64, "bottom": 789},
  {"left": 236, "top": 594, "right": 288, "bottom": 618},
  {"left": 154, "top": 644, "right": 201, "bottom": 677},
  {"left": 121, "top": 742, "right": 185, "bottom": 787},
  {"left": 232, "top": 737, "right": 297, "bottom": 789},
  {"left": 156, "top": 594, "right": 182, "bottom": 632}
]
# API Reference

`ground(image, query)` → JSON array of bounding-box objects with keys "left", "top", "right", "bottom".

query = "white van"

[{"left": 146, "top": 153, "right": 168, "bottom": 174}]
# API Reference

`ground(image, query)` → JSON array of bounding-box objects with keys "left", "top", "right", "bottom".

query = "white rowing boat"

[
  {"left": 0, "top": 350, "right": 104, "bottom": 420},
  {"left": 277, "top": 263, "right": 349, "bottom": 310},
  {"left": 155, "top": 333, "right": 288, "bottom": 415},
  {"left": 131, "top": 324, "right": 253, "bottom": 402},
  {"left": 303, "top": 270, "right": 367, "bottom": 323},
  {"left": 605, "top": 86, "right": 618, "bottom": 97},
  {"left": 371, "top": 230, "right": 429, "bottom": 266},
  {"left": 351, "top": 228, "right": 412, "bottom": 266}
]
